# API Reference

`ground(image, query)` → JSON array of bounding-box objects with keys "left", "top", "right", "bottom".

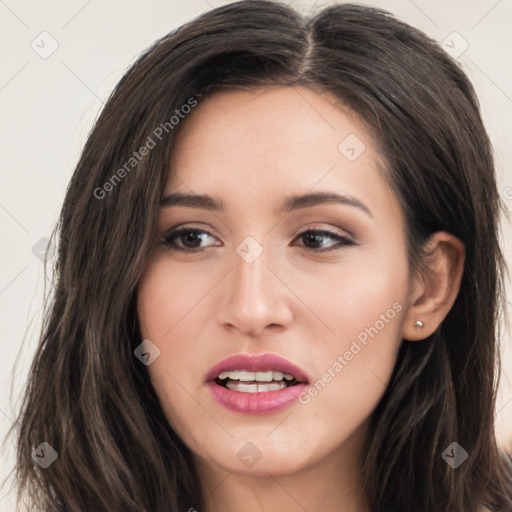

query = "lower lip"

[{"left": 207, "top": 381, "right": 309, "bottom": 415}]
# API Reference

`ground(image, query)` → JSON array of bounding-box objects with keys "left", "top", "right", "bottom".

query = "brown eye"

[
  {"left": 160, "top": 227, "right": 218, "bottom": 253},
  {"left": 294, "top": 229, "right": 356, "bottom": 252}
]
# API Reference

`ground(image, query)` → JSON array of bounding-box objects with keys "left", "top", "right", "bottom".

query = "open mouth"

[
  {"left": 206, "top": 354, "right": 310, "bottom": 414},
  {"left": 215, "top": 370, "right": 302, "bottom": 393}
]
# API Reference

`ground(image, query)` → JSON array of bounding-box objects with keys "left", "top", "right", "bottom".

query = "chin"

[{"left": 196, "top": 433, "right": 319, "bottom": 476}]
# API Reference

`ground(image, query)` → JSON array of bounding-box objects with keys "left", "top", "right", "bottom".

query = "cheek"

[
  {"left": 294, "top": 241, "right": 408, "bottom": 345},
  {"left": 293, "top": 248, "right": 409, "bottom": 423},
  {"left": 137, "top": 256, "right": 198, "bottom": 337},
  {"left": 136, "top": 255, "right": 220, "bottom": 371},
  {"left": 136, "top": 258, "right": 220, "bottom": 444}
]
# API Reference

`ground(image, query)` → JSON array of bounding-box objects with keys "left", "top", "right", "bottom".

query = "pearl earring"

[{"left": 414, "top": 320, "right": 424, "bottom": 328}]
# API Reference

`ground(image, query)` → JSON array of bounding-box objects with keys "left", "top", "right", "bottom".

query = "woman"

[{"left": 7, "top": 1, "right": 512, "bottom": 511}]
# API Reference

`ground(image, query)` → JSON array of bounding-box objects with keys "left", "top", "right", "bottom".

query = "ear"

[{"left": 402, "top": 232, "right": 465, "bottom": 341}]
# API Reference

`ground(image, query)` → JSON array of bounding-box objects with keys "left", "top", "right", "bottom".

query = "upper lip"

[{"left": 205, "top": 353, "right": 310, "bottom": 383}]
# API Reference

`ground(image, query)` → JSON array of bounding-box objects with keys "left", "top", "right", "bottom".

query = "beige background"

[{"left": 1, "top": 0, "right": 511, "bottom": 509}]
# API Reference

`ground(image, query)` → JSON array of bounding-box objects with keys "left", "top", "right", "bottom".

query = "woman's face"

[{"left": 137, "top": 86, "right": 414, "bottom": 478}]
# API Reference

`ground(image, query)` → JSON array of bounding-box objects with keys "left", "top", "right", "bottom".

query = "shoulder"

[{"left": 478, "top": 505, "right": 492, "bottom": 512}]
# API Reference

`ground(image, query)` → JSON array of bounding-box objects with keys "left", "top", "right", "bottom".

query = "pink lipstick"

[{"left": 205, "top": 353, "right": 310, "bottom": 415}]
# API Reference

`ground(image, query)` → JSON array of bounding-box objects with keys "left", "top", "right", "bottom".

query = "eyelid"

[
  {"left": 160, "top": 222, "right": 221, "bottom": 240},
  {"left": 294, "top": 224, "right": 354, "bottom": 241}
]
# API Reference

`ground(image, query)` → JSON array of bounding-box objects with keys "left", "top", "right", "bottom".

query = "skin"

[{"left": 137, "top": 86, "right": 465, "bottom": 512}]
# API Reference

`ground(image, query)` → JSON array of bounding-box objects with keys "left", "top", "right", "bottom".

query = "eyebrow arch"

[
  {"left": 281, "top": 192, "right": 372, "bottom": 217},
  {"left": 160, "top": 191, "right": 372, "bottom": 217}
]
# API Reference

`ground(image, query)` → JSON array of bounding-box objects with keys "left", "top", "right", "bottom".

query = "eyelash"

[{"left": 159, "top": 226, "right": 356, "bottom": 254}]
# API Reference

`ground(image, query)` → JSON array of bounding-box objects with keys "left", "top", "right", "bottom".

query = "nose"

[{"left": 216, "top": 242, "right": 293, "bottom": 338}]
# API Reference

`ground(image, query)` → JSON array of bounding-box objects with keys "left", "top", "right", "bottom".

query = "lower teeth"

[{"left": 224, "top": 380, "right": 289, "bottom": 393}]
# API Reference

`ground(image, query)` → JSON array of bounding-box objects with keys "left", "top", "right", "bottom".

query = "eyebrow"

[{"left": 160, "top": 191, "right": 372, "bottom": 217}]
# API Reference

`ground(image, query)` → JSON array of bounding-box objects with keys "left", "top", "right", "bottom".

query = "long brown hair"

[{"left": 5, "top": 1, "right": 512, "bottom": 510}]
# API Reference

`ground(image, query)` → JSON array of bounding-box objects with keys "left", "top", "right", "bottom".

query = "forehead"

[
  {"left": 170, "top": 86, "right": 371, "bottom": 170},
  {"left": 166, "top": 86, "right": 401, "bottom": 224}
]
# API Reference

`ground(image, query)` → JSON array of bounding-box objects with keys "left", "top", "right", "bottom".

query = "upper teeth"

[{"left": 218, "top": 370, "right": 294, "bottom": 382}]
